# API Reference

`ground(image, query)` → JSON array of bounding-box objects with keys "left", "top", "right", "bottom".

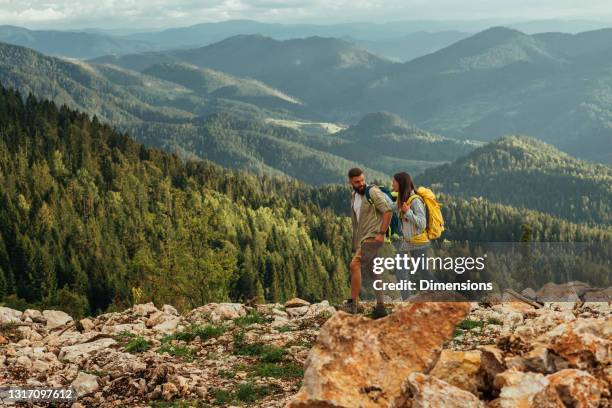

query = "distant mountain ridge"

[
  {"left": 0, "top": 25, "right": 153, "bottom": 59},
  {"left": 419, "top": 135, "right": 612, "bottom": 225}
]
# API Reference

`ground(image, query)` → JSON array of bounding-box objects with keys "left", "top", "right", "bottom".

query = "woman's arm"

[{"left": 402, "top": 197, "right": 427, "bottom": 232}]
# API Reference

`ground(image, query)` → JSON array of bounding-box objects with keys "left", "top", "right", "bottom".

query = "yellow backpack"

[{"left": 407, "top": 187, "right": 445, "bottom": 242}]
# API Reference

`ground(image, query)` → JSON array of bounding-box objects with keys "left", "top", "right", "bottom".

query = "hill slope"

[
  {"left": 0, "top": 84, "right": 353, "bottom": 314},
  {"left": 90, "top": 34, "right": 396, "bottom": 109},
  {"left": 310, "top": 112, "right": 481, "bottom": 176},
  {"left": 419, "top": 135, "right": 612, "bottom": 225}
]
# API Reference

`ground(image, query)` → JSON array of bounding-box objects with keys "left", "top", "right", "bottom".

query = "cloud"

[{"left": 0, "top": 0, "right": 611, "bottom": 29}]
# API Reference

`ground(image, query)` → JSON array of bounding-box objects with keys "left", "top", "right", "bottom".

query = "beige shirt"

[{"left": 351, "top": 186, "right": 393, "bottom": 250}]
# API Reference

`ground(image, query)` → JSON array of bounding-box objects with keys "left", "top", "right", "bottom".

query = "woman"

[{"left": 391, "top": 172, "right": 432, "bottom": 300}]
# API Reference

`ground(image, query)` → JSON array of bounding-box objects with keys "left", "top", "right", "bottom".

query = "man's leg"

[
  {"left": 350, "top": 250, "right": 362, "bottom": 302},
  {"left": 361, "top": 240, "right": 387, "bottom": 318}
]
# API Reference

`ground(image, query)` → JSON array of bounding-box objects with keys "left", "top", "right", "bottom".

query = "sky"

[{"left": 1, "top": 0, "right": 611, "bottom": 30}]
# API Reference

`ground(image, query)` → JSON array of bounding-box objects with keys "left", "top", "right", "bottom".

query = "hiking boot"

[
  {"left": 338, "top": 299, "right": 363, "bottom": 314},
  {"left": 371, "top": 303, "right": 388, "bottom": 319}
]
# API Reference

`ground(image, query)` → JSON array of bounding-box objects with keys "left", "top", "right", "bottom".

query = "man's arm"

[
  {"left": 371, "top": 187, "right": 393, "bottom": 242},
  {"left": 379, "top": 211, "right": 392, "bottom": 234}
]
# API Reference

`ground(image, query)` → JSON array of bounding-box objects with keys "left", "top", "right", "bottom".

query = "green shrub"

[
  {"left": 124, "top": 336, "right": 150, "bottom": 353},
  {"left": 251, "top": 362, "right": 303, "bottom": 379},
  {"left": 235, "top": 311, "right": 267, "bottom": 327}
]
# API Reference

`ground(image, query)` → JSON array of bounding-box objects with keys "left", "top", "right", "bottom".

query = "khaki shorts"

[{"left": 351, "top": 239, "right": 383, "bottom": 277}]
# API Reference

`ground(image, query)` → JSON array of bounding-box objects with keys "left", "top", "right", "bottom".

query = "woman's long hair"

[{"left": 393, "top": 172, "right": 416, "bottom": 209}]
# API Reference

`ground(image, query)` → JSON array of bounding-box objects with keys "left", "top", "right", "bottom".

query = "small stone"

[
  {"left": 71, "top": 372, "right": 99, "bottom": 397},
  {"left": 400, "top": 372, "right": 485, "bottom": 407},
  {"left": 23, "top": 309, "right": 45, "bottom": 323},
  {"left": 16, "top": 355, "right": 32, "bottom": 368},
  {"left": 285, "top": 298, "right": 310, "bottom": 308},
  {"left": 79, "top": 318, "right": 96, "bottom": 332},
  {"left": 286, "top": 306, "right": 309, "bottom": 318},
  {"left": 162, "top": 382, "right": 178, "bottom": 400},
  {"left": 132, "top": 302, "right": 158, "bottom": 316},
  {"left": 162, "top": 304, "right": 179, "bottom": 315}
]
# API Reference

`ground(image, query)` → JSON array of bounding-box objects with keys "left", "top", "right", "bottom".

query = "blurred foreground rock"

[{"left": 0, "top": 290, "right": 609, "bottom": 407}]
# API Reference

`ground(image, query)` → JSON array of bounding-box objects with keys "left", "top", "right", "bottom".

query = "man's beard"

[{"left": 353, "top": 185, "right": 366, "bottom": 195}]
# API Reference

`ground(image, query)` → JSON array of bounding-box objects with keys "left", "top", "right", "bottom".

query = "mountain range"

[
  {"left": 88, "top": 27, "right": 612, "bottom": 163},
  {"left": 0, "top": 41, "right": 477, "bottom": 184}
]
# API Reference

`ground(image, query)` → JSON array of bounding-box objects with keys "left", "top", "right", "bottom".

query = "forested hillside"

[
  {"left": 0, "top": 85, "right": 353, "bottom": 317},
  {"left": 0, "top": 86, "right": 609, "bottom": 318},
  {"left": 306, "top": 112, "right": 480, "bottom": 176},
  {"left": 419, "top": 135, "right": 612, "bottom": 225}
]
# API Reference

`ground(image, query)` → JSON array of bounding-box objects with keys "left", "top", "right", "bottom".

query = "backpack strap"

[
  {"left": 364, "top": 185, "right": 375, "bottom": 205},
  {"left": 407, "top": 193, "right": 421, "bottom": 205}
]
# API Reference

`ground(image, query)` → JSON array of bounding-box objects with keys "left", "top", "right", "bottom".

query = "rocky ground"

[{"left": 0, "top": 285, "right": 610, "bottom": 407}]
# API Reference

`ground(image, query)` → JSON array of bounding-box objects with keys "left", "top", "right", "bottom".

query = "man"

[{"left": 343, "top": 167, "right": 392, "bottom": 318}]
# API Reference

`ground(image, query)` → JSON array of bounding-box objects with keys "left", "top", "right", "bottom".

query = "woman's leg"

[
  {"left": 393, "top": 242, "right": 412, "bottom": 301},
  {"left": 410, "top": 246, "right": 437, "bottom": 284}
]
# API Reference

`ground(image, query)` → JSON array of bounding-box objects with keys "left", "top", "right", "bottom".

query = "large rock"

[
  {"left": 395, "top": 372, "right": 484, "bottom": 408},
  {"left": 533, "top": 369, "right": 608, "bottom": 408},
  {"left": 285, "top": 302, "right": 470, "bottom": 408},
  {"left": 0, "top": 306, "right": 22, "bottom": 324},
  {"left": 43, "top": 310, "right": 73, "bottom": 329},
  {"left": 59, "top": 338, "right": 116, "bottom": 363},
  {"left": 429, "top": 350, "right": 484, "bottom": 396},
  {"left": 535, "top": 317, "right": 610, "bottom": 369}
]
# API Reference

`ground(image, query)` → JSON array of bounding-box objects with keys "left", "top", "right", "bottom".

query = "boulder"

[
  {"left": 285, "top": 298, "right": 311, "bottom": 308},
  {"left": 535, "top": 317, "right": 610, "bottom": 369},
  {"left": 0, "top": 306, "right": 22, "bottom": 324},
  {"left": 43, "top": 310, "right": 73, "bottom": 329},
  {"left": 286, "top": 302, "right": 470, "bottom": 408},
  {"left": 533, "top": 369, "right": 608, "bottom": 408},
  {"left": 71, "top": 372, "right": 99, "bottom": 396},
  {"left": 429, "top": 350, "right": 484, "bottom": 396},
  {"left": 396, "top": 372, "right": 484, "bottom": 408},
  {"left": 490, "top": 369, "right": 549, "bottom": 407}
]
